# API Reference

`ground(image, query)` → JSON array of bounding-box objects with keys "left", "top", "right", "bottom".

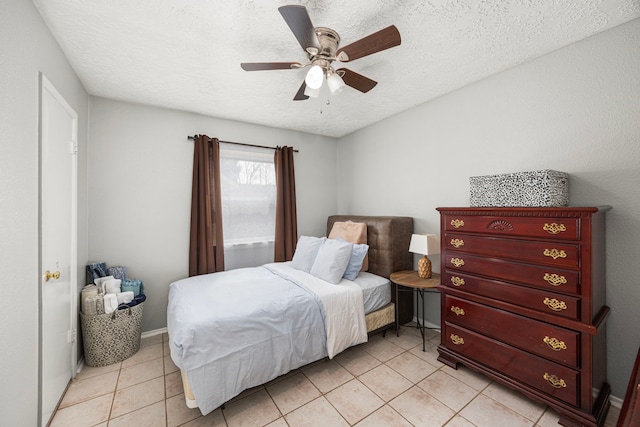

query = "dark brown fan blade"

[
  {"left": 337, "top": 68, "right": 377, "bottom": 93},
  {"left": 241, "top": 62, "right": 301, "bottom": 71},
  {"left": 278, "top": 5, "right": 320, "bottom": 52},
  {"left": 293, "top": 81, "right": 309, "bottom": 101},
  {"left": 336, "top": 25, "right": 401, "bottom": 62}
]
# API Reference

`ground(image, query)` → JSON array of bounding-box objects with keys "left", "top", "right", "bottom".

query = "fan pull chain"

[{"left": 320, "top": 97, "right": 331, "bottom": 114}]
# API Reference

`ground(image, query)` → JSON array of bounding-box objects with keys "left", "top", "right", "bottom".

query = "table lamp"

[{"left": 409, "top": 234, "right": 440, "bottom": 278}]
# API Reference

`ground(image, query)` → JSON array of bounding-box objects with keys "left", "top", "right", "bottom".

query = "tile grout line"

[
  {"left": 107, "top": 348, "right": 167, "bottom": 424},
  {"left": 353, "top": 331, "right": 458, "bottom": 426},
  {"left": 59, "top": 329, "right": 594, "bottom": 427},
  {"left": 296, "top": 360, "right": 350, "bottom": 424},
  {"left": 163, "top": 345, "right": 168, "bottom": 427},
  {"left": 106, "top": 364, "right": 121, "bottom": 423},
  {"left": 261, "top": 385, "right": 285, "bottom": 426}
]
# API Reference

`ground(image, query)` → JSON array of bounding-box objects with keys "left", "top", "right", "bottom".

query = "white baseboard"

[
  {"left": 609, "top": 394, "right": 622, "bottom": 409},
  {"left": 75, "top": 357, "right": 85, "bottom": 376},
  {"left": 412, "top": 315, "right": 441, "bottom": 331},
  {"left": 141, "top": 327, "right": 167, "bottom": 339}
]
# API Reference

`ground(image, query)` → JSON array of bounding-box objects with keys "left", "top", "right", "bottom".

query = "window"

[{"left": 219, "top": 144, "right": 276, "bottom": 269}]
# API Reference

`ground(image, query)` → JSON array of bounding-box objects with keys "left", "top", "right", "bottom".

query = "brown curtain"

[
  {"left": 274, "top": 146, "right": 298, "bottom": 262},
  {"left": 189, "top": 135, "right": 225, "bottom": 276}
]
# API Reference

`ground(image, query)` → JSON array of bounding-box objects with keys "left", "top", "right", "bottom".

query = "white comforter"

[
  {"left": 167, "top": 261, "right": 367, "bottom": 415},
  {"left": 266, "top": 262, "right": 368, "bottom": 358}
]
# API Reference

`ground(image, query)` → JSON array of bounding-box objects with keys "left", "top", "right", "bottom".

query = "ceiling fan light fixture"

[
  {"left": 241, "top": 6, "right": 401, "bottom": 101},
  {"left": 305, "top": 64, "right": 324, "bottom": 89},
  {"left": 327, "top": 72, "right": 345, "bottom": 95}
]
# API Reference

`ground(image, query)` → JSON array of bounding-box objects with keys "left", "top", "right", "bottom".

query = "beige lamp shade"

[
  {"left": 409, "top": 234, "right": 440, "bottom": 256},
  {"left": 409, "top": 234, "right": 440, "bottom": 278}
]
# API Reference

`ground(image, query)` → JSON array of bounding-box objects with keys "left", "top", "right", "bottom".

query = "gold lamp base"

[{"left": 418, "top": 255, "right": 432, "bottom": 279}]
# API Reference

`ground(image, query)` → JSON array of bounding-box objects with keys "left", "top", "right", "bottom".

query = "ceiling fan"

[{"left": 240, "top": 5, "right": 401, "bottom": 100}]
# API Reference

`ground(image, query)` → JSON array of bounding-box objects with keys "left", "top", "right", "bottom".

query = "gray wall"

[
  {"left": 337, "top": 18, "right": 640, "bottom": 399},
  {"left": 87, "top": 97, "right": 338, "bottom": 332},
  {"left": 0, "top": 0, "right": 89, "bottom": 425}
]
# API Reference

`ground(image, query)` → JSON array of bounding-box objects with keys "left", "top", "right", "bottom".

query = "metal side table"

[{"left": 390, "top": 270, "right": 440, "bottom": 351}]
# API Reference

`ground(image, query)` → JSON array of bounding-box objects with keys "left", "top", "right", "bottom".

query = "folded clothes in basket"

[
  {"left": 86, "top": 262, "right": 108, "bottom": 283},
  {"left": 104, "top": 294, "right": 118, "bottom": 314},
  {"left": 121, "top": 279, "right": 144, "bottom": 297},
  {"left": 104, "top": 278, "right": 122, "bottom": 295},
  {"left": 81, "top": 284, "right": 99, "bottom": 314},
  {"left": 117, "top": 291, "right": 134, "bottom": 305},
  {"left": 94, "top": 275, "right": 114, "bottom": 294},
  {"left": 107, "top": 266, "right": 127, "bottom": 280},
  {"left": 119, "top": 293, "right": 146, "bottom": 309}
]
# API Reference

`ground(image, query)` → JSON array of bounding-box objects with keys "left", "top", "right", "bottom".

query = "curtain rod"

[{"left": 187, "top": 135, "right": 298, "bottom": 153}]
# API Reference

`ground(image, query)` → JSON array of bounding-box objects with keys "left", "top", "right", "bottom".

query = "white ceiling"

[{"left": 33, "top": 0, "right": 639, "bottom": 138}]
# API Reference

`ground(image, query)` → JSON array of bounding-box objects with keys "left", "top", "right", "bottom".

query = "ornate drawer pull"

[
  {"left": 543, "top": 249, "right": 567, "bottom": 260},
  {"left": 543, "top": 223, "right": 566, "bottom": 234},
  {"left": 543, "top": 273, "right": 567, "bottom": 286},
  {"left": 543, "top": 336, "right": 567, "bottom": 351},
  {"left": 543, "top": 297, "right": 567, "bottom": 311},
  {"left": 450, "top": 258, "right": 465, "bottom": 267},
  {"left": 450, "top": 334, "right": 464, "bottom": 345},
  {"left": 488, "top": 219, "right": 514, "bottom": 232},
  {"left": 450, "top": 219, "right": 465, "bottom": 228},
  {"left": 451, "top": 276, "right": 465, "bottom": 287},
  {"left": 451, "top": 306, "right": 465, "bottom": 316},
  {"left": 450, "top": 238, "right": 464, "bottom": 248},
  {"left": 543, "top": 373, "right": 567, "bottom": 388}
]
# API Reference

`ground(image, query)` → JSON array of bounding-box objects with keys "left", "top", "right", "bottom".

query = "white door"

[{"left": 40, "top": 74, "right": 78, "bottom": 427}]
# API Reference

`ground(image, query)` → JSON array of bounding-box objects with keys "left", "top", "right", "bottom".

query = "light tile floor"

[{"left": 51, "top": 325, "right": 620, "bottom": 426}]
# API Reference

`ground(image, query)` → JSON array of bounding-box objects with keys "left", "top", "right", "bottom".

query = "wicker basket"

[{"left": 80, "top": 303, "right": 144, "bottom": 367}]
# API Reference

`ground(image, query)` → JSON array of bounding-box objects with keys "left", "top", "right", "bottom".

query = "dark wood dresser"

[
  {"left": 436, "top": 207, "right": 611, "bottom": 427},
  {"left": 617, "top": 346, "right": 640, "bottom": 426}
]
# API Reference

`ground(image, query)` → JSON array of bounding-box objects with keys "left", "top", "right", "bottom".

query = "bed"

[{"left": 167, "top": 215, "right": 413, "bottom": 415}]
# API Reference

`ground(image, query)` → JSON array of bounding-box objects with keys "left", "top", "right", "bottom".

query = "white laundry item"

[
  {"left": 104, "top": 278, "right": 122, "bottom": 295},
  {"left": 116, "top": 291, "right": 134, "bottom": 305},
  {"left": 94, "top": 275, "right": 114, "bottom": 291},
  {"left": 81, "top": 284, "right": 99, "bottom": 314},
  {"left": 83, "top": 295, "right": 98, "bottom": 316},
  {"left": 103, "top": 293, "right": 118, "bottom": 314},
  {"left": 95, "top": 295, "right": 105, "bottom": 314}
]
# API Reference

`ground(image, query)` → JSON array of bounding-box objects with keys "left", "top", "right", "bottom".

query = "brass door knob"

[{"left": 44, "top": 270, "right": 61, "bottom": 282}]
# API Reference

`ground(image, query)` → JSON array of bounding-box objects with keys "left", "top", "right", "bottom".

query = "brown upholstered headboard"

[{"left": 327, "top": 215, "right": 413, "bottom": 279}]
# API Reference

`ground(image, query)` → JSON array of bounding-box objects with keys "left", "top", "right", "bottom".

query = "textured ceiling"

[{"left": 33, "top": 0, "right": 639, "bottom": 138}]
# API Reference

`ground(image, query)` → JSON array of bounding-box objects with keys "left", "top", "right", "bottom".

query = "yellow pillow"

[{"left": 329, "top": 221, "right": 368, "bottom": 271}]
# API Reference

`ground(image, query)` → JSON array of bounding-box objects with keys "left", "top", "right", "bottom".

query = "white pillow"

[
  {"left": 310, "top": 239, "right": 353, "bottom": 284},
  {"left": 291, "top": 236, "right": 326, "bottom": 272}
]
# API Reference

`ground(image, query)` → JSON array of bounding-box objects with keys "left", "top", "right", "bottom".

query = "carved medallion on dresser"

[{"left": 436, "top": 207, "right": 611, "bottom": 427}]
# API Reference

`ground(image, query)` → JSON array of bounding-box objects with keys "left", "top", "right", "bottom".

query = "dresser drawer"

[
  {"left": 445, "top": 253, "right": 580, "bottom": 295},
  {"left": 443, "top": 271, "right": 580, "bottom": 320},
  {"left": 444, "top": 295, "right": 579, "bottom": 367},
  {"left": 444, "top": 233, "right": 579, "bottom": 268},
  {"left": 443, "top": 323, "right": 579, "bottom": 406},
  {"left": 443, "top": 214, "right": 580, "bottom": 240}
]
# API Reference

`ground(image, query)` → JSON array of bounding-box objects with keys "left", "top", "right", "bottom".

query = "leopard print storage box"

[{"left": 469, "top": 170, "right": 569, "bottom": 207}]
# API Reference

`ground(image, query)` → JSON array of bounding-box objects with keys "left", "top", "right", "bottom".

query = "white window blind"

[{"left": 219, "top": 144, "right": 276, "bottom": 269}]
